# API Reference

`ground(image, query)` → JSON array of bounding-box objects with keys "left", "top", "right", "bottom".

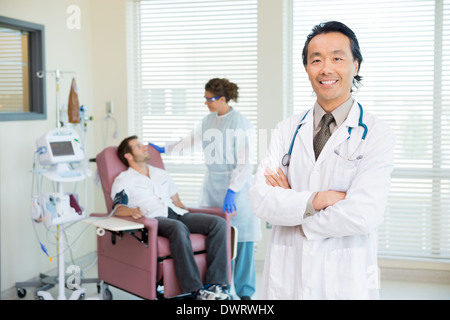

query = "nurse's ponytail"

[{"left": 205, "top": 78, "right": 239, "bottom": 103}]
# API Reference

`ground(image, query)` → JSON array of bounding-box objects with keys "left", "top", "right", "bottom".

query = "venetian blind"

[
  {"left": 0, "top": 27, "right": 29, "bottom": 113},
  {"left": 128, "top": 0, "right": 258, "bottom": 206},
  {"left": 289, "top": 0, "right": 450, "bottom": 260}
]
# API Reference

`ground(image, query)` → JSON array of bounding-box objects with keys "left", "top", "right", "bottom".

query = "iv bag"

[{"left": 68, "top": 78, "right": 80, "bottom": 123}]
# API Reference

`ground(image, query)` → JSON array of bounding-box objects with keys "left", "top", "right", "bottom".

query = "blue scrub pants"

[{"left": 232, "top": 241, "right": 256, "bottom": 299}]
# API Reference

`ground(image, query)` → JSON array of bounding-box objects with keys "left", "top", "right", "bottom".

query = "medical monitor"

[
  {"left": 50, "top": 141, "right": 75, "bottom": 157},
  {"left": 36, "top": 127, "right": 84, "bottom": 166}
]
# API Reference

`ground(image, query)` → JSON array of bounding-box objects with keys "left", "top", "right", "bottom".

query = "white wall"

[
  {"left": 90, "top": 0, "right": 129, "bottom": 152},
  {"left": 0, "top": 0, "right": 286, "bottom": 292}
]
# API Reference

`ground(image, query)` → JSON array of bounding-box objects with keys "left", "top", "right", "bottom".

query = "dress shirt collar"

[{"left": 313, "top": 97, "right": 354, "bottom": 131}]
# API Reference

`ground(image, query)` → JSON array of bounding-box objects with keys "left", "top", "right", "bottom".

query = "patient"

[{"left": 111, "top": 135, "right": 229, "bottom": 300}]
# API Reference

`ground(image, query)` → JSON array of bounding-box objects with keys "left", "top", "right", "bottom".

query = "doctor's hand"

[
  {"left": 264, "top": 167, "right": 291, "bottom": 189},
  {"left": 223, "top": 189, "right": 237, "bottom": 214},
  {"left": 148, "top": 142, "right": 165, "bottom": 153}
]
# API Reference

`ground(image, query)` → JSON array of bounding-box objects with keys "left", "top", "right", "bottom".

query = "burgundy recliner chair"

[{"left": 92, "top": 145, "right": 236, "bottom": 299}]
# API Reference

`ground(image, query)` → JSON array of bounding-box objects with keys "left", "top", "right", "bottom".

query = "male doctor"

[{"left": 249, "top": 21, "right": 395, "bottom": 299}]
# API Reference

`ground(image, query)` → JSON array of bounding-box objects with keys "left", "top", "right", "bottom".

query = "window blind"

[
  {"left": 0, "top": 27, "right": 29, "bottom": 112},
  {"left": 289, "top": 0, "right": 450, "bottom": 260},
  {"left": 128, "top": 0, "right": 258, "bottom": 206}
]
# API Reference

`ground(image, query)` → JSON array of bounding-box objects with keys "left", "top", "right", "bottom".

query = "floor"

[{"left": 2, "top": 258, "right": 450, "bottom": 300}]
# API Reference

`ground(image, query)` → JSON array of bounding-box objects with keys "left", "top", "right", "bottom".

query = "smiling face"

[{"left": 304, "top": 32, "right": 359, "bottom": 112}]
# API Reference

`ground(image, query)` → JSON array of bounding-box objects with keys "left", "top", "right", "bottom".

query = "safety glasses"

[{"left": 204, "top": 96, "right": 221, "bottom": 102}]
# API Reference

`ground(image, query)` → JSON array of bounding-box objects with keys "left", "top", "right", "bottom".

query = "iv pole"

[{"left": 34, "top": 69, "right": 86, "bottom": 300}]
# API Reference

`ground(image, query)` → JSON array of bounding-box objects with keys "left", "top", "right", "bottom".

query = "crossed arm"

[{"left": 264, "top": 167, "right": 346, "bottom": 211}]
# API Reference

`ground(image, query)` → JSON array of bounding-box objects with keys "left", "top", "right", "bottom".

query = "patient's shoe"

[
  {"left": 194, "top": 288, "right": 226, "bottom": 300},
  {"left": 204, "top": 284, "right": 230, "bottom": 300},
  {"left": 193, "top": 284, "right": 230, "bottom": 300}
]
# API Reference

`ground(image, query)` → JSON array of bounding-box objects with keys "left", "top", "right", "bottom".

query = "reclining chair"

[{"left": 91, "top": 145, "right": 236, "bottom": 300}]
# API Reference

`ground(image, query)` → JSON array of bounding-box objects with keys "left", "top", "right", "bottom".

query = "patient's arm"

[
  {"left": 113, "top": 205, "right": 145, "bottom": 220},
  {"left": 171, "top": 194, "right": 188, "bottom": 210}
]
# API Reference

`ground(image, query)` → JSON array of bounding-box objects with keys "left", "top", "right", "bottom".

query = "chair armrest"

[
  {"left": 90, "top": 213, "right": 109, "bottom": 218},
  {"left": 89, "top": 213, "right": 159, "bottom": 232},
  {"left": 119, "top": 216, "right": 159, "bottom": 230}
]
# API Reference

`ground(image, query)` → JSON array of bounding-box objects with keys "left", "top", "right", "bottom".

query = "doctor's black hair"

[
  {"left": 302, "top": 21, "right": 363, "bottom": 92},
  {"left": 117, "top": 135, "right": 138, "bottom": 167},
  {"left": 205, "top": 78, "right": 239, "bottom": 103}
]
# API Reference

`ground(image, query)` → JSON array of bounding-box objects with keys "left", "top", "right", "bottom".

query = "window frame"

[{"left": 0, "top": 15, "right": 46, "bottom": 121}]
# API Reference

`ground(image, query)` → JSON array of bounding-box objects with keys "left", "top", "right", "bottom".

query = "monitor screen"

[{"left": 50, "top": 141, "right": 75, "bottom": 157}]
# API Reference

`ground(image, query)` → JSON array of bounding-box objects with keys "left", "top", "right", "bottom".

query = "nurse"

[
  {"left": 150, "top": 78, "right": 261, "bottom": 300},
  {"left": 249, "top": 21, "right": 395, "bottom": 299}
]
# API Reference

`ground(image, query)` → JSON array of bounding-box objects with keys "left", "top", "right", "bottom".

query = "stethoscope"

[{"left": 282, "top": 103, "right": 368, "bottom": 166}]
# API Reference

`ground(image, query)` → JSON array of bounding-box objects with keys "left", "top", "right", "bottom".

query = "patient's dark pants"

[{"left": 155, "top": 208, "right": 228, "bottom": 293}]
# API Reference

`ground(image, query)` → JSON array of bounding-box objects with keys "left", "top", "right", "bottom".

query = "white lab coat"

[{"left": 249, "top": 100, "right": 395, "bottom": 299}]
